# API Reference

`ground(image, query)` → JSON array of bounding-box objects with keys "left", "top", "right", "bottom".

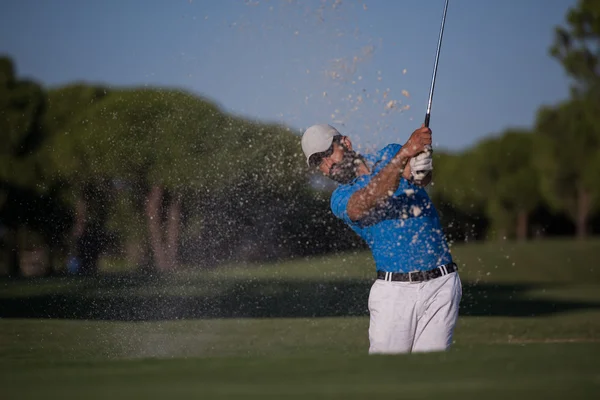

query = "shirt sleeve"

[{"left": 330, "top": 184, "right": 361, "bottom": 225}]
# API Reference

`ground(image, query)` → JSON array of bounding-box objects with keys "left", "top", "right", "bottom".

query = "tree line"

[
  {"left": 431, "top": 0, "right": 600, "bottom": 242},
  {"left": 0, "top": 0, "right": 598, "bottom": 276}
]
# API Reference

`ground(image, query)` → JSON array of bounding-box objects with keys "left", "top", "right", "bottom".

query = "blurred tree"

[
  {"left": 0, "top": 56, "right": 70, "bottom": 276},
  {"left": 541, "top": 0, "right": 600, "bottom": 239},
  {"left": 429, "top": 151, "right": 488, "bottom": 243},
  {"left": 550, "top": 0, "right": 600, "bottom": 95},
  {"left": 0, "top": 56, "right": 45, "bottom": 186},
  {"left": 40, "top": 84, "right": 112, "bottom": 274},
  {"left": 1, "top": 56, "right": 45, "bottom": 277},
  {"left": 187, "top": 118, "right": 313, "bottom": 265},
  {"left": 535, "top": 97, "right": 599, "bottom": 239},
  {"left": 44, "top": 84, "right": 109, "bottom": 135},
  {"left": 43, "top": 88, "right": 207, "bottom": 272},
  {"left": 47, "top": 87, "right": 310, "bottom": 271},
  {"left": 468, "top": 130, "right": 542, "bottom": 241}
]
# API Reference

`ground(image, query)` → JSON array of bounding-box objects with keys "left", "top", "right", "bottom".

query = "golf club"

[
  {"left": 416, "top": 0, "right": 449, "bottom": 174},
  {"left": 425, "top": 0, "right": 449, "bottom": 129}
]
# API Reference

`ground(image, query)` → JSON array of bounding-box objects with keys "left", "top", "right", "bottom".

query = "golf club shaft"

[{"left": 424, "top": 0, "right": 449, "bottom": 129}]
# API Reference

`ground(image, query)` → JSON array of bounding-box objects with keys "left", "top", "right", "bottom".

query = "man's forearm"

[{"left": 346, "top": 148, "right": 410, "bottom": 221}]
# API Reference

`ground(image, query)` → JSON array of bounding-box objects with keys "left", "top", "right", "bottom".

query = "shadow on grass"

[{"left": 1, "top": 274, "right": 599, "bottom": 321}]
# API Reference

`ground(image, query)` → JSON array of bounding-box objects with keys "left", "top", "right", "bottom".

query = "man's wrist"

[{"left": 395, "top": 148, "right": 412, "bottom": 163}]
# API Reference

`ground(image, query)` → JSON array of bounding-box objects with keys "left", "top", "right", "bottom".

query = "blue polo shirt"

[{"left": 330, "top": 144, "right": 452, "bottom": 273}]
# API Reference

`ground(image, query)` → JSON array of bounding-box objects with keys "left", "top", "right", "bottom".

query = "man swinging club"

[{"left": 301, "top": 123, "right": 462, "bottom": 354}]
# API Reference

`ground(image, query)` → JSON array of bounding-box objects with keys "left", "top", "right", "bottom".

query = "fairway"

[
  {"left": 2, "top": 239, "right": 600, "bottom": 399},
  {"left": 3, "top": 344, "right": 599, "bottom": 400}
]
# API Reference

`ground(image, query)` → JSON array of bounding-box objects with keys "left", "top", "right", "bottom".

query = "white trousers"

[{"left": 367, "top": 271, "right": 462, "bottom": 354}]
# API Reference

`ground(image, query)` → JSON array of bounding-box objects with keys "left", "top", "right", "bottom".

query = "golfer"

[{"left": 301, "top": 124, "right": 462, "bottom": 354}]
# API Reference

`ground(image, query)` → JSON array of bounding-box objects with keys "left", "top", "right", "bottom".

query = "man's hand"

[
  {"left": 410, "top": 152, "right": 433, "bottom": 182},
  {"left": 401, "top": 125, "right": 432, "bottom": 159}
]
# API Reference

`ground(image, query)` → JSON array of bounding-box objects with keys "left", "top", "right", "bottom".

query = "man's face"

[
  {"left": 317, "top": 142, "right": 345, "bottom": 176},
  {"left": 311, "top": 137, "right": 363, "bottom": 184}
]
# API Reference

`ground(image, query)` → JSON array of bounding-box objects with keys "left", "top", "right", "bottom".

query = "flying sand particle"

[
  {"left": 385, "top": 100, "right": 397, "bottom": 110},
  {"left": 411, "top": 206, "right": 422, "bottom": 217}
]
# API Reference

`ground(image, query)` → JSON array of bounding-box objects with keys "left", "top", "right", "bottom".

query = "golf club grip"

[
  {"left": 415, "top": 113, "right": 432, "bottom": 174},
  {"left": 424, "top": 112, "right": 432, "bottom": 153}
]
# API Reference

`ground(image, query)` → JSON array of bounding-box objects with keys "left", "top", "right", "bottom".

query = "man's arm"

[
  {"left": 346, "top": 147, "right": 411, "bottom": 221},
  {"left": 346, "top": 126, "right": 431, "bottom": 221}
]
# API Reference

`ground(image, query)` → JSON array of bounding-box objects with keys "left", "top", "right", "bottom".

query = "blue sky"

[{"left": 1, "top": 0, "right": 576, "bottom": 154}]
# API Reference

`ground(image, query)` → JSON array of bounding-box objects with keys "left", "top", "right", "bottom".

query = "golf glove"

[{"left": 410, "top": 151, "right": 433, "bottom": 181}]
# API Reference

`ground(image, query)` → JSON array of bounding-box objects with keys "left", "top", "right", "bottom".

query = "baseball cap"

[{"left": 301, "top": 124, "right": 342, "bottom": 167}]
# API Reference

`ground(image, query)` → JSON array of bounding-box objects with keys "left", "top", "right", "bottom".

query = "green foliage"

[
  {"left": 43, "top": 87, "right": 306, "bottom": 193},
  {"left": 431, "top": 151, "right": 485, "bottom": 213},
  {"left": 544, "top": 0, "right": 600, "bottom": 237},
  {"left": 36, "top": 82, "right": 316, "bottom": 266},
  {"left": 550, "top": 0, "right": 600, "bottom": 91},
  {"left": 0, "top": 57, "right": 47, "bottom": 188},
  {"left": 0, "top": 56, "right": 15, "bottom": 87},
  {"left": 534, "top": 97, "right": 600, "bottom": 218},
  {"left": 0, "top": 57, "right": 72, "bottom": 272},
  {"left": 430, "top": 130, "right": 543, "bottom": 240},
  {"left": 43, "top": 84, "right": 109, "bottom": 137},
  {"left": 43, "top": 88, "right": 201, "bottom": 184},
  {"left": 474, "top": 130, "right": 541, "bottom": 238},
  {"left": 430, "top": 151, "right": 489, "bottom": 238}
]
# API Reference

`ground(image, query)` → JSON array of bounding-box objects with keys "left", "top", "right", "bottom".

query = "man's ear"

[{"left": 340, "top": 136, "right": 352, "bottom": 151}]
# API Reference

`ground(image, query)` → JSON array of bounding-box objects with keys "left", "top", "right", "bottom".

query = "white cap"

[{"left": 301, "top": 124, "right": 342, "bottom": 166}]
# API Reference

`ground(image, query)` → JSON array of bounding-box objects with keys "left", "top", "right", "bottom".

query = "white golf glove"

[{"left": 410, "top": 151, "right": 433, "bottom": 181}]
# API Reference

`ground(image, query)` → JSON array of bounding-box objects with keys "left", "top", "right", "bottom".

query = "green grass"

[
  {"left": 1, "top": 239, "right": 600, "bottom": 399},
  {"left": 3, "top": 345, "right": 599, "bottom": 400}
]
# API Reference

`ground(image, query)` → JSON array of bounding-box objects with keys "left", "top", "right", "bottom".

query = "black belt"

[{"left": 376, "top": 263, "right": 457, "bottom": 283}]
